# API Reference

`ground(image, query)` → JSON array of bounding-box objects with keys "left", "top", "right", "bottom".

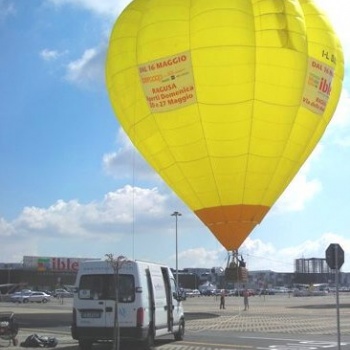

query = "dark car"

[{"left": 201, "top": 289, "right": 215, "bottom": 296}]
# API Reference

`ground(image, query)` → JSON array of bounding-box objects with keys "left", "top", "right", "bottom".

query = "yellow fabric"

[{"left": 106, "top": 0, "right": 344, "bottom": 250}]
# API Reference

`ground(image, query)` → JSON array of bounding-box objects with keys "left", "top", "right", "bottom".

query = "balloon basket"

[{"left": 224, "top": 251, "right": 248, "bottom": 283}]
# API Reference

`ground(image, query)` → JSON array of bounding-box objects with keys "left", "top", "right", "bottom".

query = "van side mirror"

[{"left": 173, "top": 290, "right": 186, "bottom": 301}]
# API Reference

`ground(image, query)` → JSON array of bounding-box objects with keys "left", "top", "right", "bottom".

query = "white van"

[{"left": 71, "top": 259, "right": 185, "bottom": 349}]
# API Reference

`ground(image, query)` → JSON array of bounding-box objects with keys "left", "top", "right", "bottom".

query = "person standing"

[
  {"left": 219, "top": 290, "right": 225, "bottom": 309},
  {"left": 243, "top": 288, "right": 249, "bottom": 311}
]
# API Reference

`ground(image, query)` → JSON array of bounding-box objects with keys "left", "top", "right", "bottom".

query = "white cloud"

[
  {"left": 1, "top": 184, "right": 349, "bottom": 273},
  {"left": 0, "top": 218, "right": 15, "bottom": 237},
  {"left": 164, "top": 232, "right": 350, "bottom": 273},
  {"left": 103, "top": 128, "right": 159, "bottom": 182},
  {"left": 10, "top": 186, "right": 167, "bottom": 238},
  {"left": 240, "top": 238, "right": 294, "bottom": 272},
  {"left": 315, "top": 0, "right": 350, "bottom": 59},
  {"left": 333, "top": 94, "right": 350, "bottom": 137},
  {"left": 274, "top": 171, "right": 322, "bottom": 213},
  {"left": 0, "top": 185, "right": 182, "bottom": 262},
  {"left": 107, "top": 128, "right": 324, "bottom": 215},
  {"left": 46, "top": 0, "right": 131, "bottom": 18},
  {"left": 65, "top": 46, "right": 106, "bottom": 87},
  {"left": 40, "top": 49, "right": 60, "bottom": 61},
  {"left": 330, "top": 90, "right": 350, "bottom": 128},
  {"left": 0, "top": 0, "right": 16, "bottom": 22},
  {"left": 0, "top": 184, "right": 170, "bottom": 238},
  {"left": 240, "top": 233, "right": 349, "bottom": 272},
  {"left": 176, "top": 247, "right": 226, "bottom": 269},
  {"left": 273, "top": 146, "right": 323, "bottom": 213},
  {"left": 101, "top": 185, "right": 167, "bottom": 218},
  {"left": 328, "top": 90, "right": 350, "bottom": 147}
]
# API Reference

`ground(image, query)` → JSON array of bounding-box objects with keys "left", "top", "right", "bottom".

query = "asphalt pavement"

[{"left": 1, "top": 293, "right": 349, "bottom": 349}]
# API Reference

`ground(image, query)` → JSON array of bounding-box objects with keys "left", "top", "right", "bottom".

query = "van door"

[
  {"left": 77, "top": 274, "right": 135, "bottom": 330},
  {"left": 148, "top": 267, "right": 168, "bottom": 331},
  {"left": 77, "top": 274, "right": 115, "bottom": 328},
  {"left": 161, "top": 267, "right": 173, "bottom": 332},
  {"left": 146, "top": 269, "right": 155, "bottom": 333},
  {"left": 169, "top": 277, "right": 182, "bottom": 326}
]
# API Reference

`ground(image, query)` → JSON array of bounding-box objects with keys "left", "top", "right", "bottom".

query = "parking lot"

[
  {"left": 185, "top": 292, "right": 349, "bottom": 335},
  {"left": 1, "top": 292, "right": 350, "bottom": 349}
]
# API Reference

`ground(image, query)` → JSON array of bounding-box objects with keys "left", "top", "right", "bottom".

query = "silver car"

[{"left": 10, "top": 291, "right": 51, "bottom": 303}]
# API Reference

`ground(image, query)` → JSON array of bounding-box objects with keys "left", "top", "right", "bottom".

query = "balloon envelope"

[{"left": 106, "top": 0, "right": 344, "bottom": 250}]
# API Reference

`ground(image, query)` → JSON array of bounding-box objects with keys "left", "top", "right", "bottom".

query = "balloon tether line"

[{"left": 132, "top": 145, "right": 135, "bottom": 260}]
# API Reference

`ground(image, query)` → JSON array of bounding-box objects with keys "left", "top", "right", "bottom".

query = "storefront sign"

[{"left": 23, "top": 256, "right": 98, "bottom": 272}]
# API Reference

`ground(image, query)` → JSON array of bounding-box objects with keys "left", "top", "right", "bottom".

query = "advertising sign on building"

[{"left": 23, "top": 256, "right": 98, "bottom": 272}]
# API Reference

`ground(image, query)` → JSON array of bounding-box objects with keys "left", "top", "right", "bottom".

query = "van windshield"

[{"left": 78, "top": 274, "right": 135, "bottom": 302}]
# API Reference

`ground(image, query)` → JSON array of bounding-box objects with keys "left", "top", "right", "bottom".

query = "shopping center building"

[
  {"left": 0, "top": 256, "right": 348, "bottom": 294},
  {"left": 0, "top": 256, "right": 97, "bottom": 293}
]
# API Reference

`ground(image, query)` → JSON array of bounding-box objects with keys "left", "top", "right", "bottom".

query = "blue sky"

[{"left": 1, "top": 0, "right": 349, "bottom": 273}]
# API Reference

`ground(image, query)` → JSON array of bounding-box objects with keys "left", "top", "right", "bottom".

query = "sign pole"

[
  {"left": 325, "top": 243, "right": 345, "bottom": 350},
  {"left": 335, "top": 245, "right": 341, "bottom": 350}
]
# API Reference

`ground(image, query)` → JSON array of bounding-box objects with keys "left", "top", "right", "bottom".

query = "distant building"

[
  {"left": 1, "top": 255, "right": 350, "bottom": 294},
  {"left": 248, "top": 270, "right": 295, "bottom": 289},
  {"left": 294, "top": 258, "right": 334, "bottom": 284},
  {"left": 176, "top": 271, "right": 199, "bottom": 289},
  {"left": 0, "top": 255, "right": 98, "bottom": 293}
]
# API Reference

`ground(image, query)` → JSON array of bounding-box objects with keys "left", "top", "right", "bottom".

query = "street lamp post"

[
  {"left": 105, "top": 254, "right": 128, "bottom": 350},
  {"left": 171, "top": 211, "right": 182, "bottom": 288}
]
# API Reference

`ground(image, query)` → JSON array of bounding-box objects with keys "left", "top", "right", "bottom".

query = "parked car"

[
  {"left": 53, "top": 288, "right": 74, "bottom": 298},
  {"left": 246, "top": 289, "right": 256, "bottom": 296},
  {"left": 185, "top": 289, "right": 201, "bottom": 297},
  {"left": 10, "top": 291, "right": 29, "bottom": 303},
  {"left": 201, "top": 289, "right": 215, "bottom": 296},
  {"left": 10, "top": 291, "right": 51, "bottom": 303},
  {"left": 235, "top": 289, "right": 255, "bottom": 297},
  {"left": 257, "top": 288, "right": 275, "bottom": 295},
  {"left": 178, "top": 288, "right": 187, "bottom": 300},
  {"left": 227, "top": 289, "right": 238, "bottom": 296}
]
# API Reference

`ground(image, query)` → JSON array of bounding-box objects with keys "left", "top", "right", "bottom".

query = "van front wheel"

[
  {"left": 143, "top": 327, "right": 155, "bottom": 350},
  {"left": 174, "top": 319, "right": 185, "bottom": 341},
  {"left": 78, "top": 339, "right": 93, "bottom": 350}
]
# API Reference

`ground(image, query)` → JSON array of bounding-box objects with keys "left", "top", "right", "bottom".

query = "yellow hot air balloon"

[{"left": 105, "top": 0, "right": 344, "bottom": 251}]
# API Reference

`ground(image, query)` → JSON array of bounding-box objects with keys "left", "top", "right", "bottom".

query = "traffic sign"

[{"left": 325, "top": 243, "right": 344, "bottom": 270}]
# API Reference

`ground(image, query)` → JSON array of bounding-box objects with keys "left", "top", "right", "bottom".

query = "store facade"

[{"left": 0, "top": 256, "right": 99, "bottom": 293}]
